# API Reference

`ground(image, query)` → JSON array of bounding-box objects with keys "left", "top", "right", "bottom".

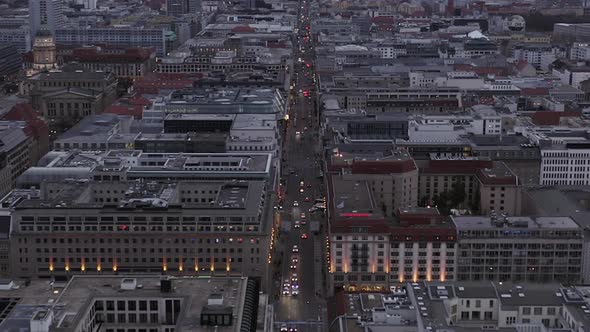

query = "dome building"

[
  {"left": 507, "top": 15, "right": 526, "bottom": 33},
  {"left": 32, "top": 29, "right": 57, "bottom": 71}
]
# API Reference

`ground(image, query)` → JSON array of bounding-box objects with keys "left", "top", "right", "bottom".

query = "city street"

[{"left": 272, "top": 0, "right": 326, "bottom": 331}]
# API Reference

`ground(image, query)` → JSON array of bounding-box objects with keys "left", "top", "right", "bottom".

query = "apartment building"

[
  {"left": 4, "top": 177, "right": 274, "bottom": 285},
  {"left": 453, "top": 215, "right": 584, "bottom": 283},
  {"left": 540, "top": 142, "right": 590, "bottom": 185}
]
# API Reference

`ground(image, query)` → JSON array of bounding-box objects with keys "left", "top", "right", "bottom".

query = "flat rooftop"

[
  {"left": 10, "top": 180, "right": 266, "bottom": 214},
  {"left": 330, "top": 176, "right": 377, "bottom": 216},
  {"left": 452, "top": 215, "right": 580, "bottom": 231},
  {"left": 0, "top": 276, "right": 251, "bottom": 332},
  {"left": 476, "top": 162, "right": 518, "bottom": 185}
]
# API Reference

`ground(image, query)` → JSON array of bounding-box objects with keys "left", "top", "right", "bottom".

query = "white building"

[
  {"left": 552, "top": 61, "right": 590, "bottom": 89},
  {"left": 570, "top": 43, "right": 590, "bottom": 60},
  {"left": 541, "top": 143, "right": 590, "bottom": 185},
  {"left": 55, "top": 27, "right": 167, "bottom": 56},
  {"left": 511, "top": 44, "right": 565, "bottom": 71}
]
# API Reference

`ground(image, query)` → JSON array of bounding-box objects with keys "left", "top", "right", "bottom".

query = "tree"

[
  {"left": 449, "top": 182, "right": 466, "bottom": 208},
  {"left": 418, "top": 196, "right": 429, "bottom": 207}
]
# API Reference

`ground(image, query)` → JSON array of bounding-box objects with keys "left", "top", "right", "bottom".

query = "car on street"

[
  {"left": 291, "top": 273, "right": 298, "bottom": 282},
  {"left": 299, "top": 188, "right": 304, "bottom": 193},
  {"left": 290, "top": 262, "right": 297, "bottom": 269},
  {"left": 289, "top": 327, "right": 298, "bottom": 332},
  {"left": 282, "top": 287, "right": 291, "bottom": 296},
  {"left": 281, "top": 325, "right": 288, "bottom": 332},
  {"left": 294, "top": 220, "right": 300, "bottom": 228},
  {"left": 293, "top": 201, "right": 299, "bottom": 207},
  {"left": 301, "top": 220, "right": 307, "bottom": 225},
  {"left": 291, "top": 288, "right": 299, "bottom": 296},
  {"left": 309, "top": 207, "right": 318, "bottom": 212},
  {"left": 304, "top": 197, "right": 310, "bottom": 202},
  {"left": 292, "top": 245, "right": 299, "bottom": 253},
  {"left": 301, "top": 233, "right": 308, "bottom": 239},
  {"left": 300, "top": 213, "right": 306, "bottom": 219}
]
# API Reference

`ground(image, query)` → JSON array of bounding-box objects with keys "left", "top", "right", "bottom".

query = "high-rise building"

[
  {"left": 188, "top": 0, "right": 202, "bottom": 13},
  {"left": 29, "top": 0, "right": 65, "bottom": 39},
  {"left": 76, "top": 0, "right": 97, "bottom": 9},
  {"left": 167, "top": 0, "right": 190, "bottom": 16}
]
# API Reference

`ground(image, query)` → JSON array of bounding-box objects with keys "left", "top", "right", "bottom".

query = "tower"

[
  {"left": 32, "top": 30, "right": 57, "bottom": 71},
  {"left": 167, "top": 0, "right": 190, "bottom": 16},
  {"left": 29, "top": 0, "right": 65, "bottom": 39}
]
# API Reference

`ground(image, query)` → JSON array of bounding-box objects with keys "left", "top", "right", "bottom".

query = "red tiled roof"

[
  {"left": 421, "top": 159, "right": 494, "bottom": 174},
  {"left": 351, "top": 160, "right": 417, "bottom": 174},
  {"left": 64, "top": 47, "right": 155, "bottom": 63},
  {"left": 3, "top": 103, "right": 49, "bottom": 140},
  {"left": 104, "top": 96, "right": 152, "bottom": 119},
  {"left": 231, "top": 26, "right": 255, "bottom": 33},
  {"left": 520, "top": 87, "right": 550, "bottom": 96},
  {"left": 371, "top": 16, "right": 395, "bottom": 23},
  {"left": 133, "top": 73, "right": 200, "bottom": 94},
  {"left": 531, "top": 110, "right": 582, "bottom": 126}
]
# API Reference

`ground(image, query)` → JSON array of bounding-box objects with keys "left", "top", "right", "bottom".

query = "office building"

[
  {"left": 59, "top": 47, "right": 157, "bottom": 78},
  {"left": 0, "top": 25, "right": 31, "bottom": 53},
  {"left": 158, "top": 87, "right": 286, "bottom": 120},
  {"left": 55, "top": 27, "right": 167, "bottom": 57},
  {"left": 0, "top": 126, "right": 32, "bottom": 198},
  {"left": 76, "top": 0, "right": 97, "bottom": 9},
  {"left": 17, "top": 149, "right": 273, "bottom": 191},
  {"left": 0, "top": 45, "right": 22, "bottom": 79},
  {"left": 365, "top": 88, "right": 462, "bottom": 114},
  {"left": 540, "top": 142, "right": 590, "bottom": 186},
  {"left": 0, "top": 275, "right": 266, "bottom": 332},
  {"left": 330, "top": 282, "right": 590, "bottom": 332},
  {"left": 167, "top": 0, "right": 190, "bottom": 16},
  {"left": 29, "top": 0, "right": 65, "bottom": 38},
  {"left": 554, "top": 23, "right": 590, "bottom": 42},
  {"left": 453, "top": 215, "right": 584, "bottom": 283},
  {"left": 4, "top": 176, "right": 274, "bottom": 285}
]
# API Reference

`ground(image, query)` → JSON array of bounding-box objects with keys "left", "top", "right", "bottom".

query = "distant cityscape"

[{"left": 1, "top": 0, "right": 590, "bottom": 331}]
